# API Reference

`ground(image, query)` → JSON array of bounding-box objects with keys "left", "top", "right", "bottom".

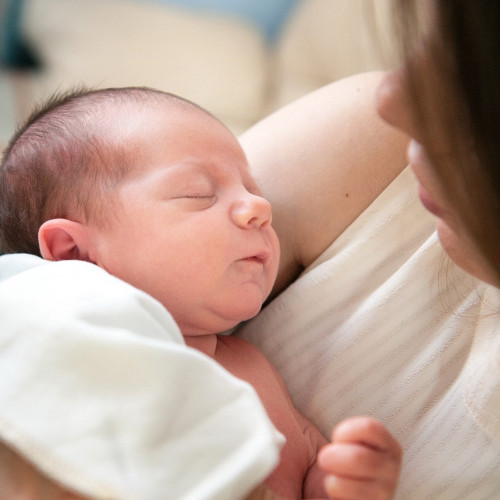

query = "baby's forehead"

[
  {"left": 101, "top": 98, "right": 217, "bottom": 144},
  {"left": 97, "top": 98, "right": 197, "bottom": 148},
  {"left": 104, "top": 94, "right": 210, "bottom": 122},
  {"left": 101, "top": 101, "right": 247, "bottom": 174}
]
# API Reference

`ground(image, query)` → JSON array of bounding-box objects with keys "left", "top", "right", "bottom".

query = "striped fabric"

[{"left": 236, "top": 167, "right": 500, "bottom": 499}]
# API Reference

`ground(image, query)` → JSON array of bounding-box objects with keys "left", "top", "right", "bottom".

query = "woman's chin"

[{"left": 436, "top": 220, "right": 493, "bottom": 284}]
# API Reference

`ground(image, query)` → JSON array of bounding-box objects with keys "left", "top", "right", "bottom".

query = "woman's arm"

[
  {"left": 0, "top": 440, "right": 86, "bottom": 500},
  {"left": 240, "top": 72, "right": 409, "bottom": 295}
]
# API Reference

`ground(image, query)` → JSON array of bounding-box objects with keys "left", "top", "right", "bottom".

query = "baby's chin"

[
  {"left": 219, "top": 304, "right": 265, "bottom": 331},
  {"left": 179, "top": 304, "right": 263, "bottom": 337},
  {"left": 230, "top": 299, "right": 267, "bottom": 328},
  {"left": 234, "top": 297, "right": 267, "bottom": 321}
]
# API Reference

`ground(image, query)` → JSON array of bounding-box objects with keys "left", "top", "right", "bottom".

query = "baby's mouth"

[{"left": 243, "top": 256, "right": 264, "bottom": 265}]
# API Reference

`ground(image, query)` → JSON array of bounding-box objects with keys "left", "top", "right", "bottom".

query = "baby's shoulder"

[
  {"left": 214, "top": 335, "right": 287, "bottom": 391},
  {"left": 215, "top": 334, "right": 273, "bottom": 367}
]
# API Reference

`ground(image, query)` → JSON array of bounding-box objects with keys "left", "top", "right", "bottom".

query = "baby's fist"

[{"left": 317, "top": 416, "right": 402, "bottom": 500}]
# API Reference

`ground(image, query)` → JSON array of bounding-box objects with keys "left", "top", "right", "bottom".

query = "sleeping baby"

[{"left": 0, "top": 86, "right": 402, "bottom": 499}]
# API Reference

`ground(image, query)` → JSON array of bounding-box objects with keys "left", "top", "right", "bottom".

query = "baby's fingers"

[
  {"left": 318, "top": 442, "right": 396, "bottom": 480},
  {"left": 323, "top": 473, "right": 393, "bottom": 500},
  {"left": 332, "top": 416, "right": 402, "bottom": 458},
  {"left": 317, "top": 417, "right": 402, "bottom": 500},
  {"left": 318, "top": 443, "right": 399, "bottom": 500}
]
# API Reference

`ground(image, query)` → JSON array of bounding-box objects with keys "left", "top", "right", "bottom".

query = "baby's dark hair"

[{"left": 0, "top": 86, "right": 213, "bottom": 255}]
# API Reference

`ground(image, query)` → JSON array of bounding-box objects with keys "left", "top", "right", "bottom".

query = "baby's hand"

[{"left": 317, "top": 416, "right": 402, "bottom": 500}]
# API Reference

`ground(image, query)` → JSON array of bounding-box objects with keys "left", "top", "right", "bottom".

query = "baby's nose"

[{"left": 232, "top": 193, "right": 272, "bottom": 228}]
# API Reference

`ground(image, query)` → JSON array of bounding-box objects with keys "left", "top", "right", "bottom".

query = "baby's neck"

[{"left": 184, "top": 334, "right": 218, "bottom": 357}]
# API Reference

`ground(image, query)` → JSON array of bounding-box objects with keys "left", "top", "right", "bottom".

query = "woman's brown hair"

[{"left": 392, "top": 0, "right": 500, "bottom": 284}]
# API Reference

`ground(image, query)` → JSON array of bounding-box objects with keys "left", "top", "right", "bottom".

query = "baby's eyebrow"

[
  {"left": 146, "top": 158, "right": 253, "bottom": 192},
  {"left": 155, "top": 163, "right": 216, "bottom": 192},
  {"left": 149, "top": 161, "right": 209, "bottom": 180}
]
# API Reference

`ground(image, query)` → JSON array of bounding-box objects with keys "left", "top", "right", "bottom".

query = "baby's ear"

[{"left": 38, "top": 219, "right": 93, "bottom": 262}]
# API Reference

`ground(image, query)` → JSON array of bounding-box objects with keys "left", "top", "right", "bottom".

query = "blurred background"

[{"left": 0, "top": 0, "right": 395, "bottom": 150}]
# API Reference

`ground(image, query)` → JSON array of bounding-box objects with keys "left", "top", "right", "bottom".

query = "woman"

[
  {"left": 238, "top": 2, "right": 499, "bottom": 498},
  {"left": 377, "top": 1, "right": 500, "bottom": 287}
]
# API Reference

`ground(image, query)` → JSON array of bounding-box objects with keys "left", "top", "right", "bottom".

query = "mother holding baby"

[{"left": 0, "top": 1, "right": 498, "bottom": 498}]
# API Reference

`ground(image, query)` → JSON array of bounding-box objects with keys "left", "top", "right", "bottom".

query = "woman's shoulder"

[{"left": 240, "top": 72, "right": 409, "bottom": 294}]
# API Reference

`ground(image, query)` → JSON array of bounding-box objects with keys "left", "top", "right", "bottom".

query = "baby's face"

[{"left": 91, "top": 103, "right": 280, "bottom": 336}]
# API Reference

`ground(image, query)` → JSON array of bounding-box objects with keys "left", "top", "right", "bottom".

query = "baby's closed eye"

[
  {"left": 172, "top": 192, "right": 216, "bottom": 210},
  {"left": 182, "top": 194, "right": 215, "bottom": 199}
]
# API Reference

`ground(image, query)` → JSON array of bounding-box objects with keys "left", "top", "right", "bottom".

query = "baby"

[{"left": 0, "top": 87, "right": 401, "bottom": 499}]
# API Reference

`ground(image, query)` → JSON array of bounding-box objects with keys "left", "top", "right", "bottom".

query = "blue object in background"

[
  {"left": 151, "top": 0, "right": 301, "bottom": 42},
  {"left": 0, "top": 0, "right": 301, "bottom": 67},
  {"left": 0, "top": 0, "right": 38, "bottom": 68}
]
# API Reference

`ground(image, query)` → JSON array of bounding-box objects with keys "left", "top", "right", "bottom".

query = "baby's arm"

[
  {"left": 317, "top": 417, "right": 402, "bottom": 500},
  {"left": 292, "top": 410, "right": 329, "bottom": 499}
]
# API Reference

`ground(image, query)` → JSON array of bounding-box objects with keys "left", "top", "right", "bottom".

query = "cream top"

[{"left": 237, "top": 167, "right": 500, "bottom": 499}]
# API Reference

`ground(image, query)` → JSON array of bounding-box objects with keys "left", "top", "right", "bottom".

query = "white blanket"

[
  {"left": 237, "top": 167, "right": 500, "bottom": 499},
  {"left": 0, "top": 255, "right": 283, "bottom": 500}
]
